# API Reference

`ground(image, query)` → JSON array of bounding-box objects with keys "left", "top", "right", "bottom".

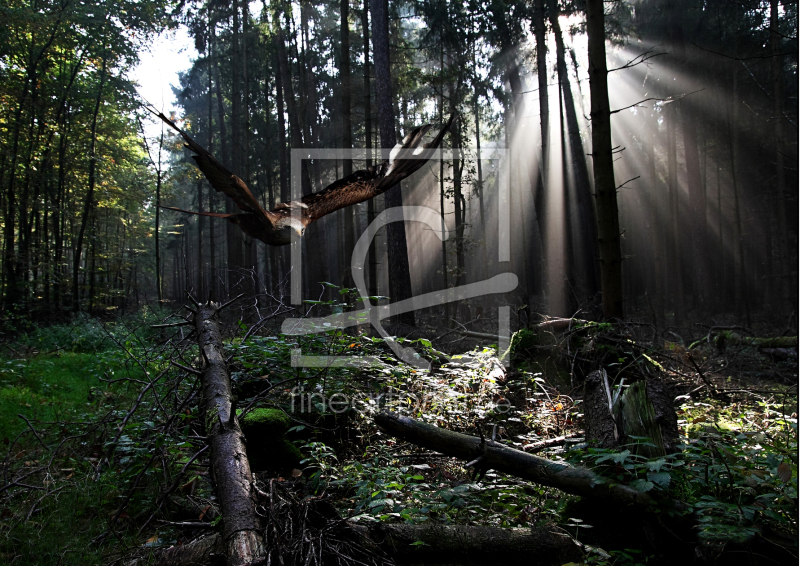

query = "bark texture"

[
  {"left": 140, "top": 534, "right": 223, "bottom": 566},
  {"left": 356, "top": 523, "right": 582, "bottom": 565},
  {"left": 375, "top": 412, "right": 654, "bottom": 507},
  {"left": 135, "top": 523, "right": 581, "bottom": 566},
  {"left": 195, "top": 304, "right": 263, "bottom": 566},
  {"left": 586, "top": 0, "right": 623, "bottom": 319},
  {"left": 370, "top": 0, "right": 414, "bottom": 326},
  {"left": 583, "top": 372, "right": 679, "bottom": 456}
]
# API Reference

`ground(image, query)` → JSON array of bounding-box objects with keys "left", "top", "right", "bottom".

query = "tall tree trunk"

[
  {"left": 227, "top": 0, "right": 244, "bottom": 283},
  {"left": 275, "top": 23, "right": 309, "bottom": 196},
  {"left": 449, "top": 82, "right": 466, "bottom": 288},
  {"left": 558, "top": 68, "right": 575, "bottom": 310},
  {"left": 371, "top": 0, "right": 414, "bottom": 325},
  {"left": 728, "top": 71, "right": 750, "bottom": 325},
  {"left": 208, "top": 44, "right": 218, "bottom": 301},
  {"left": 275, "top": 50, "right": 289, "bottom": 205},
  {"left": 648, "top": 114, "right": 664, "bottom": 328},
  {"left": 669, "top": 21, "right": 704, "bottom": 312},
  {"left": 532, "top": 0, "right": 549, "bottom": 251},
  {"left": 549, "top": 2, "right": 599, "bottom": 301},
  {"left": 439, "top": 47, "right": 449, "bottom": 319},
  {"left": 471, "top": 19, "right": 488, "bottom": 281},
  {"left": 73, "top": 56, "right": 108, "bottom": 311},
  {"left": 586, "top": 0, "right": 623, "bottom": 319},
  {"left": 341, "top": 0, "right": 355, "bottom": 288},
  {"left": 770, "top": 0, "right": 790, "bottom": 311},
  {"left": 362, "top": 1, "right": 377, "bottom": 299},
  {"left": 212, "top": 30, "right": 230, "bottom": 294},
  {"left": 242, "top": 0, "right": 256, "bottom": 289},
  {"left": 666, "top": 104, "right": 684, "bottom": 322}
]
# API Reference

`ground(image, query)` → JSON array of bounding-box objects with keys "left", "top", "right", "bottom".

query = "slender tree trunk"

[
  {"left": 371, "top": 0, "right": 414, "bottom": 325},
  {"left": 212, "top": 30, "right": 231, "bottom": 294},
  {"left": 449, "top": 83, "right": 466, "bottom": 288},
  {"left": 241, "top": 0, "right": 256, "bottom": 289},
  {"left": 226, "top": 0, "right": 244, "bottom": 282},
  {"left": 208, "top": 44, "right": 218, "bottom": 301},
  {"left": 558, "top": 69, "right": 575, "bottom": 310},
  {"left": 586, "top": 0, "right": 623, "bottom": 319},
  {"left": 549, "top": 3, "right": 599, "bottom": 300},
  {"left": 362, "top": 1, "right": 377, "bottom": 298},
  {"left": 648, "top": 115, "right": 664, "bottom": 328},
  {"left": 666, "top": 104, "right": 684, "bottom": 322},
  {"left": 341, "top": 0, "right": 355, "bottom": 287},
  {"left": 532, "top": 0, "right": 549, "bottom": 252},
  {"left": 73, "top": 56, "right": 108, "bottom": 311},
  {"left": 728, "top": 72, "right": 750, "bottom": 325},
  {"left": 155, "top": 130, "right": 164, "bottom": 304},
  {"left": 439, "top": 47, "right": 449, "bottom": 317},
  {"left": 670, "top": 23, "right": 703, "bottom": 312},
  {"left": 275, "top": 24, "right": 308, "bottom": 196},
  {"left": 770, "top": 0, "right": 790, "bottom": 311},
  {"left": 470, "top": 26, "right": 488, "bottom": 282},
  {"left": 275, "top": 50, "right": 289, "bottom": 205}
]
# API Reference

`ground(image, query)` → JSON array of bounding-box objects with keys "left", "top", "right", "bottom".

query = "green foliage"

[{"left": 568, "top": 400, "right": 798, "bottom": 547}]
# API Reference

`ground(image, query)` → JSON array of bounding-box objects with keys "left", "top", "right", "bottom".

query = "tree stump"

[{"left": 583, "top": 370, "right": 679, "bottom": 456}]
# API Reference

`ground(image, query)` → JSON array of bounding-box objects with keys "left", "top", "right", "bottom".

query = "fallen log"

[
  {"left": 136, "top": 534, "right": 223, "bottom": 566},
  {"left": 194, "top": 303, "right": 263, "bottom": 566},
  {"left": 375, "top": 412, "right": 654, "bottom": 507},
  {"left": 458, "top": 318, "right": 584, "bottom": 342},
  {"left": 716, "top": 332, "right": 798, "bottom": 350},
  {"left": 353, "top": 523, "right": 582, "bottom": 565},
  {"left": 135, "top": 522, "right": 581, "bottom": 566}
]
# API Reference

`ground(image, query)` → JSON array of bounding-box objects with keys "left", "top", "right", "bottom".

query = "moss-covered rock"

[{"left": 239, "top": 408, "right": 302, "bottom": 473}]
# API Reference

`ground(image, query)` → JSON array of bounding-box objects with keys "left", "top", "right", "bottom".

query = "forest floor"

[{"left": 0, "top": 304, "right": 796, "bottom": 566}]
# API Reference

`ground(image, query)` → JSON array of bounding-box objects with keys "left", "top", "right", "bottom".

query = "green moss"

[
  {"left": 239, "top": 408, "right": 302, "bottom": 472},
  {"left": 500, "top": 329, "right": 539, "bottom": 362},
  {"left": 239, "top": 408, "right": 290, "bottom": 435}
]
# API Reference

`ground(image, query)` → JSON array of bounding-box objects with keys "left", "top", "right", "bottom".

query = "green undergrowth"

[
  {"left": 0, "top": 305, "right": 796, "bottom": 566},
  {"left": 565, "top": 398, "right": 798, "bottom": 552},
  {"left": 0, "top": 351, "right": 142, "bottom": 441},
  {"left": 0, "top": 311, "right": 182, "bottom": 565}
]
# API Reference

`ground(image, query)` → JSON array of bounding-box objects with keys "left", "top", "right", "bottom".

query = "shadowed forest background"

[
  {"left": 1, "top": 0, "right": 797, "bottom": 326},
  {"left": 0, "top": 0, "right": 797, "bottom": 565}
]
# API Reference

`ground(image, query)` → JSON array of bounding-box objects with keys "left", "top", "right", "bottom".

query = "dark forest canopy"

[{"left": 0, "top": 0, "right": 797, "bottom": 326}]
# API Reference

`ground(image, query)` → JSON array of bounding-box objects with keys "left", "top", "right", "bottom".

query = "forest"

[{"left": 0, "top": 0, "right": 797, "bottom": 564}]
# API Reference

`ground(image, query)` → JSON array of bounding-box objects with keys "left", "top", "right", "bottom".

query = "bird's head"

[{"left": 267, "top": 213, "right": 306, "bottom": 246}]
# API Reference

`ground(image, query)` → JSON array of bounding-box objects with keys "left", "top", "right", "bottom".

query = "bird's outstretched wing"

[
  {"left": 154, "top": 111, "right": 265, "bottom": 216},
  {"left": 153, "top": 110, "right": 456, "bottom": 244},
  {"left": 301, "top": 113, "right": 457, "bottom": 223}
]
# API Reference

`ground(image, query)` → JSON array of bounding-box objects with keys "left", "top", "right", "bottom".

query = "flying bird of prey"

[{"left": 155, "top": 111, "right": 457, "bottom": 246}]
